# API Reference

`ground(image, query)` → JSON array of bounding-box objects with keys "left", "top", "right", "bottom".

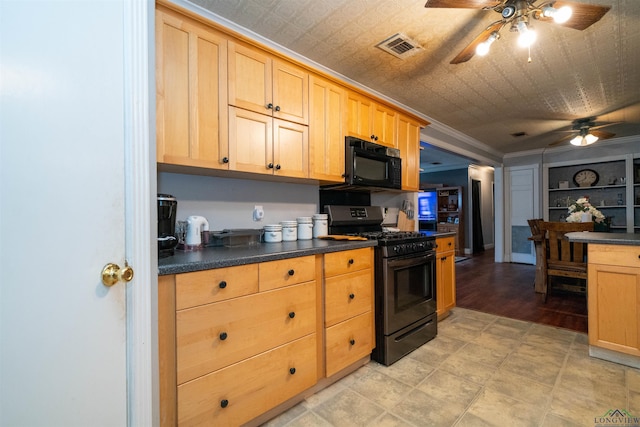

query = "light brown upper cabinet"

[
  {"left": 309, "top": 74, "right": 346, "bottom": 183},
  {"left": 155, "top": 7, "right": 229, "bottom": 169},
  {"left": 228, "top": 41, "right": 309, "bottom": 177},
  {"left": 228, "top": 41, "right": 308, "bottom": 126},
  {"left": 397, "top": 114, "right": 424, "bottom": 191},
  {"left": 346, "top": 91, "right": 397, "bottom": 148}
]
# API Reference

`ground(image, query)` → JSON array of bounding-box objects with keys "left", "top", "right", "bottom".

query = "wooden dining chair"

[
  {"left": 527, "top": 219, "right": 544, "bottom": 293},
  {"left": 539, "top": 221, "right": 594, "bottom": 302}
]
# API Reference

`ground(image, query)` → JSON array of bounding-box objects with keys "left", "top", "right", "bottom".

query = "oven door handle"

[{"left": 385, "top": 252, "right": 435, "bottom": 269}]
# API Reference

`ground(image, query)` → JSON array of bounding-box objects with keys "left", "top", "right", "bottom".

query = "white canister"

[
  {"left": 312, "top": 213, "right": 328, "bottom": 238},
  {"left": 264, "top": 224, "right": 282, "bottom": 243},
  {"left": 296, "top": 217, "right": 313, "bottom": 240},
  {"left": 280, "top": 220, "right": 298, "bottom": 241}
]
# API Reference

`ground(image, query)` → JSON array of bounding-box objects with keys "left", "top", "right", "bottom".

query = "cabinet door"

[
  {"left": 372, "top": 103, "right": 397, "bottom": 148},
  {"left": 437, "top": 250, "right": 456, "bottom": 317},
  {"left": 309, "top": 75, "right": 345, "bottom": 182},
  {"left": 156, "top": 9, "right": 228, "bottom": 168},
  {"left": 345, "top": 91, "right": 374, "bottom": 141},
  {"left": 588, "top": 262, "right": 640, "bottom": 356},
  {"left": 274, "top": 118, "right": 309, "bottom": 178},
  {"left": 228, "top": 106, "right": 273, "bottom": 175},
  {"left": 273, "top": 59, "right": 309, "bottom": 125},
  {"left": 398, "top": 114, "right": 422, "bottom": 191},
  {"left": 228, "top": 41, "right": 272, "bottom": 115}
]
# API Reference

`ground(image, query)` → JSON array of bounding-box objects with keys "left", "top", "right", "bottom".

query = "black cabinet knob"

[
  {"left": 289, "top": 311, "right": 296, "bottom": 319},
  {"left": 219, "top": 332, "right": 228, "bottom": 340},
  {"left": 275, "top": 105, "right": 281, "bottom": 112},
  {"left": 267, "top": 163, "right": 274, "bottom": 169},
  {"left": 349, "top": 293, "right": 355, "bottom": 299},
  {"left": 441, "top": 257, "right": 446, "bottom": 261},
  {"left": 349, "top": 339, "right": 355, "bottom": 346},
  {"left": 348, "top": 259, "right": 354, "bottom": 265},
  {"left": 289, "top": 367, "right": 296, "bottom": 375},
  {"left": 288, "top": 269, "right": 295, "bottom": 276},
  {"left": 219, "top": 281, "right": 227, "bottom": 289},
  {"left": 370, "top": 135, "right": 375, "bottom": 140},
  {"left": 222, "top": 157, "right": 229, "bottom": 163},
  {"left": 220, "top": 399, "right": 229, "bottom": 408},
  {"left": 267, "top": 103, "right": 273, "bottom": 109},
  {"left": 275, "top": 164, "right": 281, "bottom": 170}
]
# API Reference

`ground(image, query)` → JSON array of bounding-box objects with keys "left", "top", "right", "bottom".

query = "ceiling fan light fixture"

[
  {"left": 516, "top": 21, "right": 536, "bottom": 48},
  {"left": 570, "top": 132, "right": 598, "bottom": 146},
  {"left": 476, "top": 31, "right": 499, "bottom": 56},
  {"left": 542, "top": 5, "right": 572, "bottom": 23}
]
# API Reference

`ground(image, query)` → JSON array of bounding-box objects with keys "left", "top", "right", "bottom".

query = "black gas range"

[{"left": 325, "top": 205, "right": 438, "bottom": 365}]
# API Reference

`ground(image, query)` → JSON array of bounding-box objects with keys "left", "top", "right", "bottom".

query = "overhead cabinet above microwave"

[{"left": 155, "top": 1, "right": 428, "bottom": 189}]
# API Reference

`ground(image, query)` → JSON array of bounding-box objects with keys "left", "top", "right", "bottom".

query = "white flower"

[{"left": 565, "top": 196, "right": 604, "bottom": 223}]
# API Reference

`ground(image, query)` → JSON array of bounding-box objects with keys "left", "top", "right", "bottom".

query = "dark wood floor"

[{"left": 455, "top": 249, "right": 588, "bottom": 333}]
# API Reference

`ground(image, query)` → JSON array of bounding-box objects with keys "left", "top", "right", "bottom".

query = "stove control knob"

[{"left": 395, "top": 245, "right": 404, "bottom": 254}]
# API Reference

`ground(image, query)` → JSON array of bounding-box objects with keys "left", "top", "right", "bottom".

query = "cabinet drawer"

[
  {"left": 176, "top": 281, "right": 316, "bottom": 384},
  {"left": 589, "top": 244, "right": 640, "bottom": 268},
  {"left": 259, "top": 255, "right": 316, "bottom": 291},
  {"left": 175, "top": 264, "right": 258, "bottom": 310},
  {"left": 436, "top": 236, "right": 455, "bottom": 255},
  {"left": 325, "top": 311, "right": 374, "bottom": 377},
  {"left": 178, "top": 334, "right": 317, "bottom": 426},
  {"left": 325, "top": 269, "right": 373, "bottom": 327},
  {"left": 324, "top": 248, "right": 372, "bottom": 277}
]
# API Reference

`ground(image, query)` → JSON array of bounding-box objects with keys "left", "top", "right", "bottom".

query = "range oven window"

[{"left": 393, "top": 260, "right": 434, "bottom": 313}]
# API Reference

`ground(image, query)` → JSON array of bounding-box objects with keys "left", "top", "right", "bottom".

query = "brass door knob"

[{"left": 101, "top": 262, "right": 134, "bottom": 287}]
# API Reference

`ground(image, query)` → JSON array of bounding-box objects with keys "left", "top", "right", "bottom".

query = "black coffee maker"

[{"left": 158, "top": 194, "right": 178, "bottom": 258}]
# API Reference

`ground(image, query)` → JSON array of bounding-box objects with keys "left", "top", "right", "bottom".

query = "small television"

[{"left": 417, "top": 191, "right": 437, "bottom": 230}]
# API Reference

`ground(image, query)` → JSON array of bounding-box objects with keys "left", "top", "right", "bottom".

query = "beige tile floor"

[{"left": 263, "top": 308, "right": 640, "bottom": 427}]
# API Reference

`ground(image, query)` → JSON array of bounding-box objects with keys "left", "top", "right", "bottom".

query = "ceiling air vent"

[{"left": 376, "top": 33, "right": 423, "bottom": 59}]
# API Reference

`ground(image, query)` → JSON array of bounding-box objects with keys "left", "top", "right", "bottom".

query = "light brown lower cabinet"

[
  {"left": 435, "top": 236, "right": 456, "bottom": 320},
  {"left": 587, "top": 244, "right": 640, "bottom": 359},
  {"left": 159, "top": 248, "right": 375, "bottom": 426}
]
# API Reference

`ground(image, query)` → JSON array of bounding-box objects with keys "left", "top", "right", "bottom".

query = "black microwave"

[{"left": 344, "top": 136, "right": 402, "bottom": 190}]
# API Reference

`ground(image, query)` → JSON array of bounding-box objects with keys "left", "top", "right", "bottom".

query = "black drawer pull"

[
  {"left": 219, "top": 332, "right": 228, "bottom": 340},
  {"left": 288, "top": 269, "right": 295, "bottom": 276},
  {"left": 348, "top": 259, "right": 354, "bottom": 265},
  {"left": 349, "top": 339, "right": 356, "bottom": 346},
  {"left": 221, "top": 157, "right": 229, "bottom": 163},
  {"left": 289, "top": 311, "right": 296, "bottom": 319},
  {"left": 220, "top": 399, "right": 229, "bottom": 408},
  {"left": 219, "top": 281, "right": 227, "bottom": 289},
  {"left": 349, "top": 293, "right": 355, "bottom": 299},
  {"left": 289, "top": 367, "right": 296, "bottom": 375}
]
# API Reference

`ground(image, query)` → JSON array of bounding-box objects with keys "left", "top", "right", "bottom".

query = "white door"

[
  {"left": 1, "top": 1, "right": 153, "bottom": 425},
  {"left": 507, "top": 166, "right": 539, "bottom": 264}
]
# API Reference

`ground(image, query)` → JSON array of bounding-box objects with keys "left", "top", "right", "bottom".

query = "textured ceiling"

[{"left": 186, "top": 0, "right": 640, "bottom": 163}]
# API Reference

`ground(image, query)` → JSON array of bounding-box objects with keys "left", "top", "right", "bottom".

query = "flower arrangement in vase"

[{"left": 565, "top": 197, "right": 605, "bottom": 223}]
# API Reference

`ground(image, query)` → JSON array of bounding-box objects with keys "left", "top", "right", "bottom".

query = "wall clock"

[{"left": 573, "top": 169, "right": 599, "bottom": 187}]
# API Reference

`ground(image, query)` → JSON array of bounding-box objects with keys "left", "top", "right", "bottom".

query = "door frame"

[
  {"left": 504, "top": 164, "right": 539, "bottom": 264},
  {"left": 125, "top": 0, "right": 157, "bottom": 424}
]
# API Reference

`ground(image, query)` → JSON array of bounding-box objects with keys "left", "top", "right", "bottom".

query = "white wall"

[{"left": 158, "top": 173, "right": 320, "bottom": 229}]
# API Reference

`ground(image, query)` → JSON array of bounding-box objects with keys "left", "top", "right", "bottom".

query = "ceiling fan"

[
  {"left": 549, "top": 117, "right": 618, "bottom": 147},
  {"left": 424, "top": 0, "right": 611, "bottom": 64}
]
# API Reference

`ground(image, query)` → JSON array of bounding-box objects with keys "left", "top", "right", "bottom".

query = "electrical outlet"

[{"left": 253, "top": 205, "right": 264, "bottom": 221}]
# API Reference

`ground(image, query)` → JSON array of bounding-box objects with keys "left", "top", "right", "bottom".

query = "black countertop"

[{"left": 158, "top": 239, "right": 377, "bottom": 275}]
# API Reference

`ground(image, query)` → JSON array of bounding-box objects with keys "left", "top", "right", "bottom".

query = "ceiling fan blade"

[
  {"left": 590, "top": 121, "right": 623, "bottom": 130},
  {"left": 535, "top": 1, "right": 611, "bottom": 31},
  {"left": 549, "top": 134, "right": 575, "bottom": 146},
  {"left": 590, "top": 129, "right": 616, "bottom": 140},
  {"left": 450, "top": 20, "right": 505, "bottom": 64},
  {"left": 424, "top": 0, "right": 502, "bottom": 8}
]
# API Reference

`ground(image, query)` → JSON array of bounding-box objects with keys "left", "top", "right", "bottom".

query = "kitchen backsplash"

[
  {"left": 158, "top": 172, "right": 417, "bottom": 231},
  {"left": 158, "top": 172, "right": 319, "bottom": 230}
]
